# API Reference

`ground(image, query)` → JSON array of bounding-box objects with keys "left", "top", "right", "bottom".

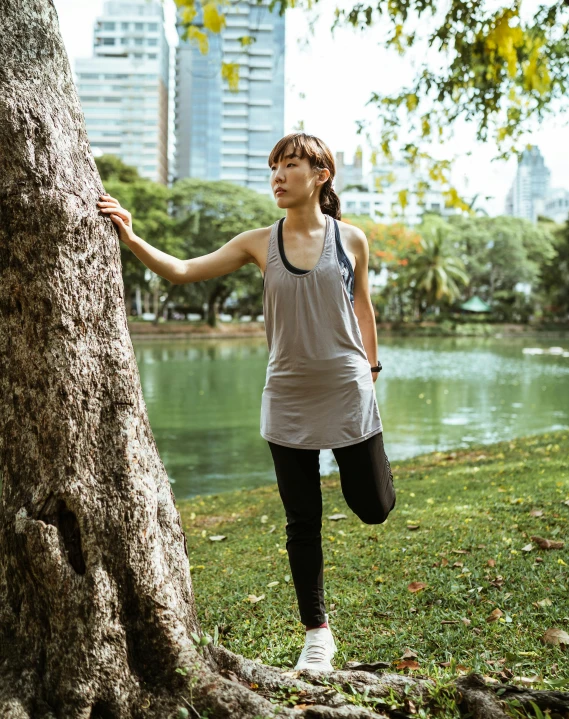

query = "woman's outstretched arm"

[{"left": 96, "top": 193, "right": 256, "bottom": 284}]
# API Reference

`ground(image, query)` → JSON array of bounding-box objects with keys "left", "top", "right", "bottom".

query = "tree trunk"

[
  {"left": 124, "top": 284, "right": 133, "bottom": 318},
  {"left": 1, "top": 3, "right": 568, "bottom": 719},
  {"left": 152, "top": 287, "right": 176, "bottom": 327},
  {"left": 206, "top": 283, "right": 227, "bottom": 328},
  {"left": 134, "top": 285, "right": 142, "bottom": 317}
]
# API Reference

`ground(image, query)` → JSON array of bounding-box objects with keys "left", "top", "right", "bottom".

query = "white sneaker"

[{"left": 294, "top": 614, "right": 337, "bottom": 672}]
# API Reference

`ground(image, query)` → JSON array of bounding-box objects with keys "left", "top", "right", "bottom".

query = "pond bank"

[
  {"left": 128, "top": 319, "right": 569, "bottom": 340},
  {"left": 177, "top": 429, "right": 569, "bottom": 690}
]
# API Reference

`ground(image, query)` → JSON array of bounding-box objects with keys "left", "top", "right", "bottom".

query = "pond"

[{"left": 133, "top": 334, "right": 569, "bottom": 499}]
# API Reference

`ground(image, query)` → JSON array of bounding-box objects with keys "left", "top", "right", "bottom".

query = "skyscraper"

[
  {"left": 75, "top": 1, "right": 170, "bottom": 184},
  {"left": 504, "top": 145, "right": 551, "bottom": 222},
  {"left": 175, "top": 0, "right": 285, "bottom": 195}
]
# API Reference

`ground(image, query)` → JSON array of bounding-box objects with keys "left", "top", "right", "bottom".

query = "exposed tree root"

[
  {"left": 455, "top": 673, "right": 569, "bottom": 719},
  {"left": 206, "top": 645, "right": 569, "bottom": 719}
]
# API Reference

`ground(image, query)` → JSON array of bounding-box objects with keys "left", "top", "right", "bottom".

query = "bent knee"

[{"left": 355, "top": 499, "right": 395, "bottom": 525}]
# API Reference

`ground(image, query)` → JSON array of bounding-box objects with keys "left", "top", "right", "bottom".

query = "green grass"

[{"left": 177, "top": 430, "right": 569, "bottom": 693}]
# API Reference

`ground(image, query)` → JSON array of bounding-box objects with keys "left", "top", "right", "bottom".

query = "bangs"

[{"left": 268, "top": 133, "right": 324, "bottom": 169}]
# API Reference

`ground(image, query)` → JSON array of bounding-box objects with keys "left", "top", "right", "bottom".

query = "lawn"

[{"left": 177, "top": 430, "right": 569, "bottom": 696}]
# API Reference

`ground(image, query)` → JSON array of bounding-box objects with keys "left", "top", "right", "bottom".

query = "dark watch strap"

[{"left": 370, "top": 361, "right": 382, "bottom": 373}]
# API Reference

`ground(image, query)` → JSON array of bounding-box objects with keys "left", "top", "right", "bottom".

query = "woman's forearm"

[{"left": 124, "top": 234, "right": 185, "bottom": 285}]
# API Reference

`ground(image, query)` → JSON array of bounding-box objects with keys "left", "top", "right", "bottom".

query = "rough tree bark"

[{"left": 1, "top": 2, "right": 568, "bottom": 719}]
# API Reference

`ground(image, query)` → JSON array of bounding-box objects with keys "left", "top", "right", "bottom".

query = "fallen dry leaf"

[
  {"left": 266, "top": 581, "right": 279, "bottom": 588},
  {"left": 513, "top": 675, "right": 540, "bottom": 685},
  {"left": 400, "top": 648, "right": 418, "bottom": 660},
  {"left": 521, "top": 543, "right": 534, "bottom": 552},
  {"left": 486, "top": 608, "right": 503, "bottom": 623},
  {"left": 395, "top": 660, "right": 420, "bottom": 670},
  {"left": 327, "top": 513, "right": 347, "bottom": 521},
  {"left": 406, "top": 524, "right": 420, "bottom": 530},
  {"left": 482, "top": 675, "right": 501, "bottom": 685},
  {"left": 531, "top": 536, "right": 564, "bottom": 550},
  {"left": 209, "top": 535, "right": 227, "bottom": 542},
  {"left": 487, "top": 559, "right": 496, "bottom": 567},
  {"left": 441, "top": 557, "right": 449, "bottom": 567},
  {"left": 529, "top": 509, "right": 544, "bottom": 517},
  {"left": 541, "top": 628, "right": 569, "bottom": 647},
  {"left": 407, "top": 581, "right": 427, "bottom": 593},
  {"left": 534, "top": 598, "right": 553, "bottom": 608},
  {"left": 453, "top": 561, "right": 464, "bottom": 568},
  {"left": 247, "top": 594, "right": 265, "bottom": 604},
  {"left": 461, "top": 618, "right": 471, "bottom": 626},
  {"left": 452, "top": 549, "right": 469, "bottom": 554},
  {"left": 441, "top": 620, "right": 460, "bottom": 625}
]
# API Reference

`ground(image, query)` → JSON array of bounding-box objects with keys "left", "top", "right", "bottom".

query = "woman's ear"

[{"left": 316, "top": 167, "right": 331, "bottom": 186}]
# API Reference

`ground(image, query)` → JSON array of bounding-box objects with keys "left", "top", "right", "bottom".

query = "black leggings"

[{"left": 268, "top": 431, "right": 396, "bottom": 627}]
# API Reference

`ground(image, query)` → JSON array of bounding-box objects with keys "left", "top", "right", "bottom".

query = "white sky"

[{"left": 53, "top": 0, "right": 569, "bottom": 216}]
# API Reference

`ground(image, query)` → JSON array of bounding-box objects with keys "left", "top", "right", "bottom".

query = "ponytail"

[{"left": 319, "top": 178, "right": 341, "bottom": 220}]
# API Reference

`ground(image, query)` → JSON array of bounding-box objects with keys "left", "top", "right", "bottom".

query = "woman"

[{"left": 96, "top": 132, "right": 396, "bottom": 673}]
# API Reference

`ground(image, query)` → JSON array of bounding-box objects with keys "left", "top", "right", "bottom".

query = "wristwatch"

[{"left": 370, "top": 360, "right": 382, "bottom": 373}]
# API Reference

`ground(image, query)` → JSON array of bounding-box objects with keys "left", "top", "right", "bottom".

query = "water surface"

[{"left": 134, "top": 335, "right": 569, "bottom": 498}]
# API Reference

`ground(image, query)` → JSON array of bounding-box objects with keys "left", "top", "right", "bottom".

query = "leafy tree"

[
  {"left": 343, "top": 214, "right": 423, "bottom": 320},
  {"left": 100, "top": 170, "right": 185, "bottom": 323},
  {"left": 539, "top": 215, "right": 569, "bottom": 319},
  {"left": 446, "top": 214, "right": 557, "bottom": 303},
  {"left": 403, "top": 225, "right": 469, "bottom": 317},
  {"left": 170, "top": 179, "right": 283, "bottom": 326},
  {"left": 95, "top": 154, "right": 142, "bottom": 184}
]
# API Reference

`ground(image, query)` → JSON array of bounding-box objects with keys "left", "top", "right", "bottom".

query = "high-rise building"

[
  {"left": 175, "top": 0, "right": 285, "bottom": 195},
  {"left": 75, "top": 1, "right": 170, "bottom": 184},
  {"left": 504, "top": 145, "right": 551, "bottom": 222},
  {"left": 339, "top": 158, "right": 461, "bottom": 226},
  {"left": 335, "top": 150, "right": 364, "bottom": 193},
  {"left": 543, "top": 188, "right": 569, "bottom": 224}
]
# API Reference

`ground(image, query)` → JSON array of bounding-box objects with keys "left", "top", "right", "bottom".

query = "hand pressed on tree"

[{"left": 97, "top": 193, "right": 135, "bottom": 244}]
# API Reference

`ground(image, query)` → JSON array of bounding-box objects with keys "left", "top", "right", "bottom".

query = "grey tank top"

[{"left": 260, "top": 214, "right": 383, "bottom": 450}]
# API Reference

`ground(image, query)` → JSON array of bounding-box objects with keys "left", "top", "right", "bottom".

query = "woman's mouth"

[{"left": 275, "top": 188, "right": 286, "bottom": 196}]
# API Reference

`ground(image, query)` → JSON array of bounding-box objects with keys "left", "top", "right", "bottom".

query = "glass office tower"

[{"left": 175, "top": 0, "right": 285, "bottom": 195}]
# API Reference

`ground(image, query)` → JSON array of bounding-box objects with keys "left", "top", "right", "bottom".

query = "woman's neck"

[{"left": 283, "top": 205, "right": 327, "bottom": 234}]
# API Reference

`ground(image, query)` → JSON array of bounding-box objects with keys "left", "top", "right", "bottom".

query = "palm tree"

[{"left": 404, "top": 226, "right": 469, "bottom": 317}]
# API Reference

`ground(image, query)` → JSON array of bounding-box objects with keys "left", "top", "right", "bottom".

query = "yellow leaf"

[
  {"left": 221, "top": 62, "right": 240, "bottom": 91},
  {"left": 202, "top": 2, "right": 226, "bottom": 33},
  {"left": 187, "top": 26, "right": 208, "bottom": 54},
  {"left": 180, "top": 5, "right": 198, "bottom": 25},
  {"left": 405, "top": 93, "right": 418, "bottom": 112}
]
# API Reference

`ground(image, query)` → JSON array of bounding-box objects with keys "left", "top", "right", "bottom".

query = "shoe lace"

[{"left": 304, "top": 637, "right": 329, "bottom": 663}]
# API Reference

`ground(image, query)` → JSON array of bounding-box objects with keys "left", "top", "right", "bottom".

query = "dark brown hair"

[{"left": 268, "top": 133, "right": 341, "bottom": 220}]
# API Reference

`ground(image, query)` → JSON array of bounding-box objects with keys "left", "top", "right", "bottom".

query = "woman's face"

[{"left": 269, "top": 150, "right": 330, "bottom": 210}]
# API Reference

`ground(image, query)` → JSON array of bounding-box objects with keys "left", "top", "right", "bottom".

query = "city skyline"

[{"left": 54, "top": 0, "right": 569, "bottom": 217}]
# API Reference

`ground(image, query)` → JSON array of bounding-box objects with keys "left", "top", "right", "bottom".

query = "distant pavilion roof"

[{"left": 459, "top": 296, "right": 492, "bottom": 313}]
